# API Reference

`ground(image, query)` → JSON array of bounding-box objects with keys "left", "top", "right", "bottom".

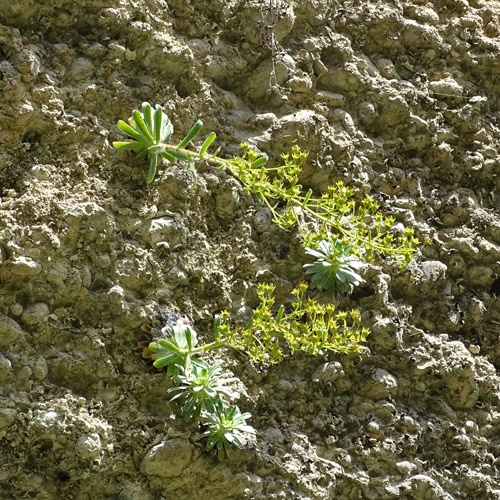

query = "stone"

[
  {"left": 0, "top": 409, "right": 17, "bottom": 429},
  {"left": 0, "top": 315, "right": 23, "bottom": 348},
  {"left": 140, "top": 439, "right": 192, "bottom": 478},
  {"left": 21, "top": 303, "right": 50, "bottom": 325}
]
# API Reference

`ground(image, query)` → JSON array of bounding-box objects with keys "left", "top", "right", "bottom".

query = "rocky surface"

[{"left": 1, "top": 0, "right": 500, "bottom": 498}]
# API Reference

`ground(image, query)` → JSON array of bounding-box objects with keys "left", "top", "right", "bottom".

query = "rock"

[
  {"left": 0, "top": 244, "right": 7, "bottom": 263},
  {"left": 2, "top": 256, "right": 41, "bottom": 276},
  {"left": 253, "top": 207, "right": 274, "bottom": 234},
  {"left": 313, "top": 361, "right": 344, "bottom": 383},
  {"left": 0, "top": 409, "right": 17, "bottom": 429},
  {"left": 9, "top": 303, "right": 23, "bottom": 316},
  {"left": 0, "top": 315, "right": 23, "bottom": 347},
  {"left": 141, "top": 439, "right": 192, "bottom": 478},
  {"left": 75, "top": 433, "right": 102, "bottom": 461},
  {"left": 21, "top": 302, "right": 50, "bottom": 325},
  {"left": 0, "top": 356, "right": 12, "bottom": 379},
  {"left": 315, "top": 90, "right": 346, "bottom": 106},
  {"left": 32, "top": 358, "right": 48, "bottom": 380}
]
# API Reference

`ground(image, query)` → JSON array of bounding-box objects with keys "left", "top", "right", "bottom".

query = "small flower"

[{"left": 304, "top": 238, "right": 364, "bottom": 294}]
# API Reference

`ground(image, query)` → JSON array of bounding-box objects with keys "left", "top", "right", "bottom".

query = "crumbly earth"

[{"left": 1, "top": 0, "right": 500, "bottom": 499}]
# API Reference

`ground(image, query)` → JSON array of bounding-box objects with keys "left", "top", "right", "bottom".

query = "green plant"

[
  {"left": 213, "top": 283, "right": 369, "bottom": 363},
  {"left": 145, "top": 321, "right": 255, "bottom": 460},
  {"left": 148, "top": 320, "right": 201, "bottom": 376},
  {"left": 198, "top": 404, "right": 256, "bottom": 461},
  {"left": 168, "top": 359, "right": 238, "bottom": 422},
  {"left": 113, "top": 103, "right": 418, "bottom": 269},
  {"left": 116, "top": 103, "right": 418, "bottom": 458},
  {"left": 304, "top": 236, "right": 363, "bottom": 294},
  {"left": 113, "top": 102, "right": 217, "bottom": 183},
  {"left": 145, "top": 284, "right": 368, "bottom": 366}
]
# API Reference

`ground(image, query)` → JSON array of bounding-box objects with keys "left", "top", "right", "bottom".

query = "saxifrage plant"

[
  {"left": 199, "top": 404, "right": 256, "bottom": 461},
  {"left": 304, "top": 237, "right": 363, "bottom": 294},
  {"left": 168, "top": 359, "right": 238, "bottom": 423},
  {"left": 113, "top": 103, "right": 418, "bottom": 276},
  {"left": 117, "top": 102, "right": 419, "bottom": 458}
]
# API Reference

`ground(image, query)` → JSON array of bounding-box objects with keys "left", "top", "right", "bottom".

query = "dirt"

[{"left": 1, "top": 0, "right": 500, "bottom": 498}]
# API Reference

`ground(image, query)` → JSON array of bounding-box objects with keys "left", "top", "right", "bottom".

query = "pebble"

[
  {"left": 0, "top": 356, "right": 12, "bottom": 379},
  {"left": 0, "top": 315, "right": 23, "bottom": 348},
  {"left": 21, "top": 302, "right": 50, "bottom": 325},
  {"left": 0, "top": 409, "right": 17, "bottom": 429},
  {"left": 141, "top": 439, "right": 192, "bottom": 478}
]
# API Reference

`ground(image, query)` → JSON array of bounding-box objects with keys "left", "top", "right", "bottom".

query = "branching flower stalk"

[
  {"left": 113, "top": 103, "right": 419, "bottom": 272},
  {"left": 145, "top": 284, "right": 369, "bottom": 366}
]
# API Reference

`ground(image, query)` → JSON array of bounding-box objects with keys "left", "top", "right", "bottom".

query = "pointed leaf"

[
  {"left": 154, "top": 105, "right": 164, "bottom": 143},
  {"left": 276, "top": 305, "right": 285, "bottom": 324},
  {"left": 158, "top": 338, "right": 181, "bottom": 353},
  {"left": 132, "top": 110, "right": 154, "bottom": 142},
  {"left": 162, "top": 150, "right": 177, "bottom": 162},
  {"left": 206, "top": 434, "right": 218, "bottom": 450},
  {"left": 117, "top": 120, "right": 144, "bottom": 141},
  {"left": 200, "top": 132, "right": 216, "bottom": 158},
  {"left": 302, "top": 189, "right": 313, "bottom": 207},
  {"left": 147, "top": 155, "right": 158, "bottom": 183},
  {"left": 204, "top": 398, "right": 216, "bottom": 414},
  {"left": 255, "top": 192, "right": 265, "bottom": 204},
  {"left": 142, "top": 102, "right": 154, "bottom": 134},
  {"left": 168, "top": 149, "right": 189, "bottom": 161},
  {"left": 161, "top": 120, "right": 174, "bottom": 143},
  {"left": 178, "top": 120, "right": 203, "bottom": 148},
  {"left": 153, "top": 354, "right": 176, "bottom": 368},
  {"left": 113, "top": 141, "right": 148, "bottom": 150},
  {"left": 250, "top": 157, "right": 267, "bottom": 168}
]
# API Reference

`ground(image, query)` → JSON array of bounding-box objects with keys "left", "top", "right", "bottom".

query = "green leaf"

[
  {"left": 183, "top": 394, "right": 197, "bottom": 416},
  {"left": 162, "top": 150, "right": 178, "bottom": 162},
  {"left": 168, "top": 149, "right": 189, "bottom": 161},
  {"left": 147, "top": 155, "right": 158, "bottom": 183},
  {"left": 276, "top": 305, "right": 285, "bottom": 324},
  {"left": 132, "top": 110, "right": 155, "bottom": 142},
  {"left": 158, "top": 338, "right": 182, "bottom": 353},
  {"left": 153, "top": 353, "right": 176, "bottom": 368},
  {"left": 154, "top": 105, "right": 164, "bottom": 143},
  {"left": 206, "top": 434, "right": 218, "bottom": 450},
  {"left": 113, "top": 141, "right": 148, "bottom": 150},
  {"left": 142, "top": 102, "right": 154, "bottom": 134},
  {"left": 200, "top": 132, "right": 216, "bottom": 157},
  {"left": 186, "top": 327, "right": 193, "bottom": 351},
  {"left": 250, "top": 157, "right": 267, "bottom": 168},
  {"left": 117, "top": 120, "right": 144, "bottom": 141},
  {"left": 178, "top": 120, "right": 203, "bottom": 148},
  {"left": 204, "top": 398, "right": 216, "bottom": 414},
  {"left": 188, "top": 156, "right": 196, "bottom": 173},
  {"left": 302, "top": 189, "right": 313, "bottom": 207},
  {"left": 162, "top": 120, "right": 174, "bottom": 143}
]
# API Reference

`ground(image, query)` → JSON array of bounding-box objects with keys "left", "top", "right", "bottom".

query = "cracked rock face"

[{"left": 1, "top": 0, "right": 500, "bottom": 499}]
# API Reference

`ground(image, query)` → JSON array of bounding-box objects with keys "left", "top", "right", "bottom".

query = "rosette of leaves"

[
  {"left": 304, "top": 238, "right": 364, "bottom": 294},
  {"left": 148, "top": 320, "right": 202, "bottom": 376},
  {"left": 113, "top": 102, "right": 210, "bottom": 183},
  {"left": 199, "top": 404, "right": 256, "bottom": 461},
  {"left": 168, "top": 359, "right": 238, "bottom": 423}
]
